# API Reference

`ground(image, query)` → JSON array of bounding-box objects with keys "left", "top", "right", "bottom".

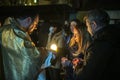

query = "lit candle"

[{"left": 50, "top": 44, "right": 57, "bottom": 52}]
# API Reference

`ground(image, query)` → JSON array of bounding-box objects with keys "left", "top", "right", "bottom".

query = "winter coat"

[{"left": 77, "top": 25, "right": 120, "bottom": 80}]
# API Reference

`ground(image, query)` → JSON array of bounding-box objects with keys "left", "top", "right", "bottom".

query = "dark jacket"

[{"left": 77, "top": 24, "right": 120, "bottom": 80}]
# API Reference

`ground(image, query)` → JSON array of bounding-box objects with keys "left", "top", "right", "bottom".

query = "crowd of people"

[{"left": 0, "top": 9, "right": 120, "bottom": 80}]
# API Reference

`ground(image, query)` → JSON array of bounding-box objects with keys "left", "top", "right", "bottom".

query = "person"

[
  {"left": 0, "top": 13, "right": 48, "bottom": 80},
  {"left": 61, "top": 19, "right": 92, "bottom": 80},
  {"left": 46, "top": 22, "right": 65, "bottom": 49},
  {"left": 30, "top": 21, "right": 50, "bottom": 47},
  {"left": 77, "top": 9, "right": 120, "bottom": 80},
  {"left": 38, "top": 22, "right": 66, "bottom": 80},
  {"left": 62, "top": 20, "right": 71, "bottom": 49}
]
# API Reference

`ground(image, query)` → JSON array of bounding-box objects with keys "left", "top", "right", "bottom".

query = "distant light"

[{"left": 34, "top": 0, "right": 37, "bottom": 3}]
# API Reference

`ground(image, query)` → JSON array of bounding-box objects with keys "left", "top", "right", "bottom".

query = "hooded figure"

[{"left": 0, "top": 14, "right": 48, "bottom": 80}]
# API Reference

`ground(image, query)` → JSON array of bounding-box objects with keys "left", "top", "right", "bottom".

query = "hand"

[
  {"left": 61, "top": 57, "right": 69, "bottom": 67},
  {"left": 61, "top": 57, "right": 68, "bottom": 63},
  {"left": 72, "top": 58, "right": 80, "bottom": 67},
  {"left": 47, "top": 48, "right": 57, "bottom": 56}
]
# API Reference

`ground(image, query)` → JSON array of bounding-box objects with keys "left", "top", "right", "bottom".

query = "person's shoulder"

[{"left": 0, "top": 24, "right": 12, "bottom": 31}]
